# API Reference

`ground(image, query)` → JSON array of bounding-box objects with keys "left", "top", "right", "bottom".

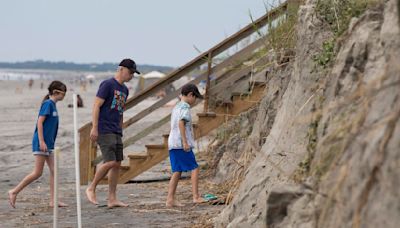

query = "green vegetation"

[
  {"left": 292, "top": 108, "right": 322, "bottom": 183},
  {"left": 316, "top": 0, "right": 378, "bottom": 36},
  {"left": 267, "top": 1, "right": 300, "bottom": 51},
  {"left": 313, "top": 39, "right": 335, "bottom": 68},
  {"left": 248, "top": 1, "right": 300, "bottom": 59},
  {"left": 313, "top": 0, "right": 381, "bottom": 68}
]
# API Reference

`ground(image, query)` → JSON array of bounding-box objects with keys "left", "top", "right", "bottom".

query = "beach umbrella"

[{"left": 85, "top": 74, "right": 95, "bottom": 80}]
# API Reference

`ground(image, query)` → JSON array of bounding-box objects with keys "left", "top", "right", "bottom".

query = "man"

[{"left": 86, "top": 58, "right": 140, "bottom": 208}]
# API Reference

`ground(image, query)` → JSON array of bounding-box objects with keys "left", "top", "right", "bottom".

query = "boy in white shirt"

[{"left": 166, "top": 84, "right": 205, "bottom": 207}]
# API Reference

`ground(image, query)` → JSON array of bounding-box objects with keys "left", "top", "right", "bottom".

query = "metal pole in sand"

[
  {"left": 73, "top": 93, "right": 82, "bottom": 228},
  {"left": 53, "top": 146, "right": 60, "bottom": 228}
]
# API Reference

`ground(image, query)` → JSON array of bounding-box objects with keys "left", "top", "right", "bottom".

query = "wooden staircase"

[
  {"left": 78, "top": 2, "right": 291, "bottom": 185},
  {"left": 99, "top": 70, "right": 268, "bottom": 184}
]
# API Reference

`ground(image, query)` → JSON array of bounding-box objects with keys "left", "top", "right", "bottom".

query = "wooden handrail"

[
  {"left": 122, "top": 1, "right": 287, "bottom": 112},
  {"left": 122, "top": 36, "right": 268, "bottom": 130},
  {"left": 79, "top": 2, "right": 287, "bottom": 132}
]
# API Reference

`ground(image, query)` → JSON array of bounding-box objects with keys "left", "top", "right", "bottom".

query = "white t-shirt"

[{"left": 168, "top": 101, "right": 195, "bottom": 150}]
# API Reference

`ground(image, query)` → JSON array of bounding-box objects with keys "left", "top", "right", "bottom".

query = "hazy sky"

[{"left": 0, "top": 0, "right": 278, "bottom": 67}]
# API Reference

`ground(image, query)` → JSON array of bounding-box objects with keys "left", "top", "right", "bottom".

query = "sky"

[{"left": 0, "top": 0, "right": 279, "bottom": 67}]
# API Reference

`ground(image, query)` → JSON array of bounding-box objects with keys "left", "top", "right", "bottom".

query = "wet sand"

[{"left": 0, "top": 78, "right": 221, "bottom": 227}]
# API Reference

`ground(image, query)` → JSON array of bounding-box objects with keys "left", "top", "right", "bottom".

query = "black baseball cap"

[
  {"left": 119, "top": 58, "right": 141, "bottom": 74},
  {"left": 181, "top": 83, "right": 204, "bottom": 99}
]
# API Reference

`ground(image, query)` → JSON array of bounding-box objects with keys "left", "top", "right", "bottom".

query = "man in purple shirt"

[{"left": 86, "top": 58, "right": 140, "bottom": 208}]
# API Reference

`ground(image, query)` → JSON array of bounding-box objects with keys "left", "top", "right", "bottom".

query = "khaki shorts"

[{"left": 97, "top": 134, "right": 123, "bottom": 162}]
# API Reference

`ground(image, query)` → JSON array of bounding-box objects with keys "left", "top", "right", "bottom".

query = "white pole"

[
  {"left": 53, "top": 147, "right": 60, "bottom": 228},
  {"left": 73, "top": 94, "right": 82, "bottom": 228}
]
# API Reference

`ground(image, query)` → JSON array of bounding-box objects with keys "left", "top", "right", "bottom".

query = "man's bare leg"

[
  {"left": 107, "top": 161, "right": 128, "bottom": 208},
  {"left": 86, "top": 161, "right": 116, "bottom": 205}
]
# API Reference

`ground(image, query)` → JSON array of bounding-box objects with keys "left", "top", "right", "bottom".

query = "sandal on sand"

[{"left": 202, "top": 193, "right": 218, "bottom": 201}]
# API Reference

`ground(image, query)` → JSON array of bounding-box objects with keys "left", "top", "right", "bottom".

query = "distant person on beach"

[
  {"left": 28, "top": 78, "right": 34, "bottom": 89},
  {"left": 8, "top": 81, "right": 68, "bottom": 209},
  {"left": 68, "top": 94, "right": 84, "bottom": 108},
  {"left": 86, "top": 58, "right": 140, "bottom": 208},
  {"left": 15, "top": 86, "right": 23, "bottom": 94},
  {"left": 80, "top": 79, "right": 87, "bottom": 92},
  {"left": 166, "top": 84, "right": 206, "bottom": 207}
]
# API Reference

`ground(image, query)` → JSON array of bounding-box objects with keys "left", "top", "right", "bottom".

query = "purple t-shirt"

[{"left": 96, "top": 78, "right": 129, "bottom": 136}]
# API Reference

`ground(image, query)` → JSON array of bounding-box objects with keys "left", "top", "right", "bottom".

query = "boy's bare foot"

[
  {"left": 108, "top": 200, "right": 128, "bottom": 208},
  {"left": 8, "top": 190, "right": 17, "bottom": 208},
  {"left": 85, "top": 188, "right": 99, "bottom": 205},
  {"left": 193, "top": 197, "right": 206, "bottom": 204},
  {"left": 166, "top": 200, "right": 184, "bottom": 207},
  {"left": 49, "top": 201, "right": 69, "bottom": 207}
]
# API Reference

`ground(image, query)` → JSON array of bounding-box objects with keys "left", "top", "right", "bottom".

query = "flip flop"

[{"left": 202, "top": 193, "right": 218, "bottom": 201}]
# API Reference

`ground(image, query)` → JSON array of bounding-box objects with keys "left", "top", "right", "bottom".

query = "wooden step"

[
  {"left": 215, "top": 97, "right": 234, "bottom": 106},
  {"left": 127, "top": 153, "right": 148, "bottom": 159},
  {"left": 120, "top": 165, "right": 130, "bottom": 170},
  {"left": 162, "top": 134, "right": 169, "bottom": 145},
  {"left": 197, "top": 112, "right": 218, "bottom": 127},
  {"left": 145, "top": 144, "right": 167, "bottom": 156},
  {"left": 118, "top": 149, "right": 170, "bottom": 184},
  {"left": 232, "top": 91, "right": 251, "bottom": 97},
  {"left": 99, "top": 165, "right": 131, "bottom": 184},
  {"left": 220, "top": 100, "right": 234, "bottom": 106},
  {"left": 197, "top": 112, "right": 217, "bottom": 117},
  {"left": 231, "top": 78, "right": 251, "bottom": 94},
  {"left": 195, "top": 84, "right": 266, "bottom": 139},
  {"left": 127, "top": 153, "right": 148, "bottom": 168},
  {"left": 252, "top": 81, "right": 267, "bottom": 86},
  {"left": 145, "top": 144, "right": 165, "bottom": 149},
  {"left": 251, "top": 69, "right": 269, "bottom": 85}
]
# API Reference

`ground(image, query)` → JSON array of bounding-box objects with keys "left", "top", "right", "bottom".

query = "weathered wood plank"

[
  {"left": 118, "top": 149, "right": 169, "bottom": 184},
  {"left": 195, "top": 85, "right": 266, "bottom": 139},
  {"left": 209, "top": 55, "right": 270, "bottom": 96},
  {"left": 79, "top": 125, "right": 91, "bottom": 185},
  {"left": 123, "top": 114, "right": 171, "bottom": 148},
  {"left": 88, "top": 139, "right": 97, "bottom": 182}
]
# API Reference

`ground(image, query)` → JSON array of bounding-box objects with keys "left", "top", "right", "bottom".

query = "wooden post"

[
  {"left": 88, "top": 139, "right": 97, "bottom": 182},
  {"left": 79, "top": 124, "right": 91, "bottom": 185},
  {"left": 203, "top": 51, "right": 212, "bottom": 112}
]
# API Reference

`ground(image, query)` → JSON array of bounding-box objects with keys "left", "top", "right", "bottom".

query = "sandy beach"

[{"left": 0, "top": 77, "right": 221, "bottom": 227}]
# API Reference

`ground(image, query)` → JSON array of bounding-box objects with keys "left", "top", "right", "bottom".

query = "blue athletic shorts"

[{"left": 169, "top": 149, "right": 199, "bottom": 173}]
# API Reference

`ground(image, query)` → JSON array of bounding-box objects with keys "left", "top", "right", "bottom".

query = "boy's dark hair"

[
  {"left": 42, "top": 80, "right": 67, "bottom": 102},
  {"left": 181, "top": 84, "right": 203, "bottom": 99}
]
